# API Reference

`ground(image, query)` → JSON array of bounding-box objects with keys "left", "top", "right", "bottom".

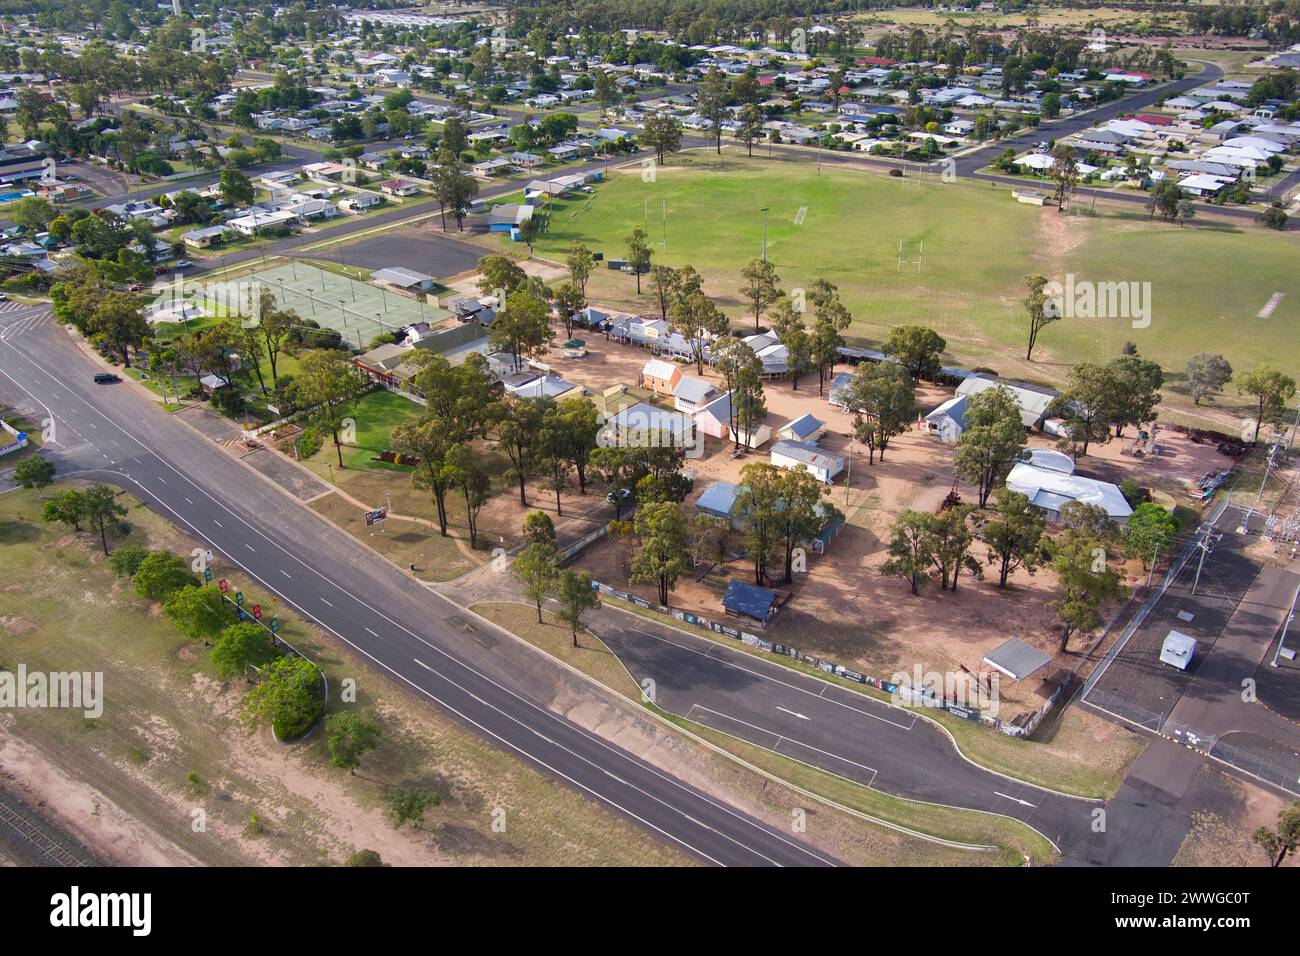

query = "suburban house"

[
  {"left": 379, "top": 179, "right": 421, "bottom": 197},
  {"left": 770, "top": 440, "right": 844, "bottom": 483},
  {"left": 181, "top": 225, "right": 231, "bottom": 248},
  {"left": 473, "top": 157, "right": 517, "bottom": 179},
  {"left": 339, "top": 192, "right": 383, "bottom": 213},
  {"left": 227, "top": 208, "right": 298, "bottom": 236},
  {"left": 641, "top": 357, "right": 683, "bottom": 396}
]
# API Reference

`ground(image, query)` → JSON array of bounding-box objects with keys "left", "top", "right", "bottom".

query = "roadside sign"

[
  {"left": 364, "top": 509, "right": 388, "bottom": 527},
  {"left": 205, "top": 548, "right": 214, "bottom": 565},
  {"left": 235, "top": 591, "right": 245, "bottom": 606},
  {"left": 203, "top": 568, "right": 213, "bottom": 583},
  {"left": 218, "top": 578, "right": 228, "bottom": 592},
  {"left": 269, "top": 618, "right": 280, "bottom": 634},
  {"left": 252, "top": 604, "right": 262, "bottom": 621}
]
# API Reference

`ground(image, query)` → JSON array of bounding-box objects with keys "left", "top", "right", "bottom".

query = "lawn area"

[
  {"left": 513, "top": 152, "right": 1299, "bottom": 418},
  {"left": 0, "top": 484, "right": 688, "bottom": 866},
  {"left": 308, "top": 489, "right": 482, "bottom": 582},
  {"left": 301, "top": 388, "right": 425, "bottom": 473}
]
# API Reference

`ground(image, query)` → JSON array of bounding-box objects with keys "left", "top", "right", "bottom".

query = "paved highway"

[{"left": 0, "top": 304, "right": 837, "bottom": 867}]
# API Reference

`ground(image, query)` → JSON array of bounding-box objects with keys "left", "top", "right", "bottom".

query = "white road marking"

[
  {"left": 320, "top": 597, "right": 334, "bottom": 607},
  {"left": 994, "top": 791, "right": 1038, "bottom": 809},
  {"left": 777, "top": 706, "right": 809, "bottom": 720},
  {"left": 364, "top": 626, "right": 379, "bottom": 637},
  {"left": 689, "top": 705, "right": 879, "bottom": 782}
]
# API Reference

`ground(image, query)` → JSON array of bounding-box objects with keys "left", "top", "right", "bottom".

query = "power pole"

[
  {"left": 1271, "top": 584, "right": 1299, "bottom": 667},
  {"left": 1191, "top": 525, "right": 1221, "bottom": 596}
]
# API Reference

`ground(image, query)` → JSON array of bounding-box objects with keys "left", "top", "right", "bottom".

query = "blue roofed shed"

[{"left": 722, "top": 579, "right": 778, "bottom": 623}]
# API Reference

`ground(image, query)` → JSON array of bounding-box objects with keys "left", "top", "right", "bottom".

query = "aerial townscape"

[{"left": 0, "top": 0, "right": 1296, "bottom": 920}]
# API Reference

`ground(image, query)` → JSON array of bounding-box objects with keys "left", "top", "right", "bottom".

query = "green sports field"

[{"left": 518, "top": 153, "right": 1299, "bottom": 406}]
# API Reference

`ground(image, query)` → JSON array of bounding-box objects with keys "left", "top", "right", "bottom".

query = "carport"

[{"left": 982, "top": 638, "right": 1052, "bottom": 681}]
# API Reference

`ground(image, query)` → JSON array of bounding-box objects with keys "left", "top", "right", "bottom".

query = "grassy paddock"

[{"left": 516, "top": 153, "right": 1298, "bottom": 417}]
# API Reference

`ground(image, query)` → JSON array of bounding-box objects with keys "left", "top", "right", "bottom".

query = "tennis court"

[{"left": 201, "top": 262, "right": 449, "bottom": 349}]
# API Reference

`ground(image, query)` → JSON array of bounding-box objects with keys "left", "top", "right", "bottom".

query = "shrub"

[
  {"left": 109, "top": 545, "right": 151, "bottom": 578},
  {"left": 295, "top": 426, "right": 324, "bottom": 459},
  {"left": 132, "top": 551, "right": 198, "bottom": 601},
  {"left": 211, "top": 386, "right": 246, "bottom": 417},
  {"left": 242, "top": 655, "right": 324, "bottom": 740},
  {"left": 211, "top": 621, "right": 280, "bottom": 678},
  {"left": 384, "top": 788, "right": 441, "bottom": 829}
]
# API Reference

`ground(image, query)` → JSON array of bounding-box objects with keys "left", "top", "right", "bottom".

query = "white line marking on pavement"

[
  {"left": 690, "top": 705, "right": 879, "bottom": 783},
  {"left": 320, "top": 597, "right": 333, "bottom": 607},
  {"left": 994, "top": 792, "right": 1038, "bottom": 809},
  {"left": 776, "top": 706, "right": 809, "bottom": 720},
  {"left": 364, "top": 626, "right": 379, "bottom": 637},
  {"left": 631, "top": 627, "right": 915, "bottom": 729}
]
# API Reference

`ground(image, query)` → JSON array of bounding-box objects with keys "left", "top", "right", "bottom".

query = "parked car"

[
  {"left": 153, "top": 265, "right": 169, "bottom": 275},
  {"left": 93, "top": 372, "right": 121, "bottom": 384},
  {"left": 175, "top": 259, "right": 194, "bottom": 269}
]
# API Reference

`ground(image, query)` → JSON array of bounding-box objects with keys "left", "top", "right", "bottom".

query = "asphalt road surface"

[
  {"left": 0, "top": 305, "right": 837, "bottom": 867},
  {"left": 571, "top": 601, "right": 1118, "bottom": 864}
]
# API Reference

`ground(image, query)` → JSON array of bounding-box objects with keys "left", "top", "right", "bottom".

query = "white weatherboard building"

[{"left": 770, "top": 440, "right": 844, "bottom": 483}]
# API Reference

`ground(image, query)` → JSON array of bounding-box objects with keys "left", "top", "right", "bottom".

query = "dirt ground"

[
  {"left": 1173, "top": 767, "right": 1299, "bottom": 868},
  {"left": 554, "top": 333, "right": 1227, "bottom": 723}
]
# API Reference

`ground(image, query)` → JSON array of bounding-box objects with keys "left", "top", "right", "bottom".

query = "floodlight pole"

[{"left": 760, "top": 207, "right": 769, "bottom": 261}]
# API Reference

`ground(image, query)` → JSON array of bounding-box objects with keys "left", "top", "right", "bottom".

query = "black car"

[{"left": 93, "top": 372, "right": 121, "bottom": 384}]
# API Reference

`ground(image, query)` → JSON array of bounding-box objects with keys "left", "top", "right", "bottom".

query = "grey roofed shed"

[{"left": 981, "top": 638, "right": 1052, "bottom": 681}]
